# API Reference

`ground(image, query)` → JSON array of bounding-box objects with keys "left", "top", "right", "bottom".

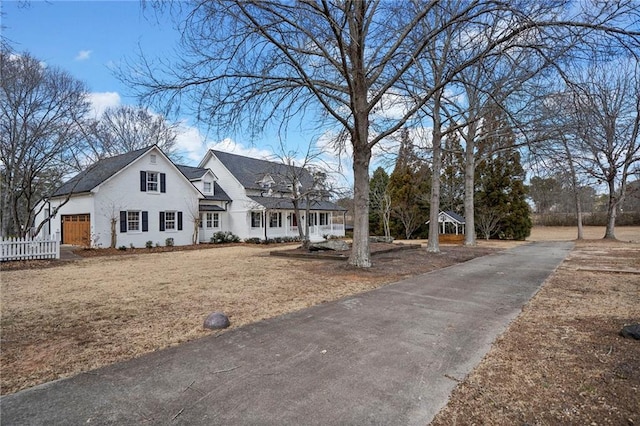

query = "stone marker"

[
  {"left": 204, "top": 312, "right": 230, "bottom": 330},
  {"left": 620, "top": 323, "right": 640, "bottom": 340}
]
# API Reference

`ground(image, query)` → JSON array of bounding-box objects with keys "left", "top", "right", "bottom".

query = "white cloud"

[
  {"left": 87, "top": 92, "right": 120, "bottom": 118},
  {"left": 174, "top": 123, "right": 208, "bottom": 164},
  {"left": 75, "top": 50, "right": 92, "bottom": 61},
  {"left": 206, "top": 138, "right": 274, "bottom": 160}
]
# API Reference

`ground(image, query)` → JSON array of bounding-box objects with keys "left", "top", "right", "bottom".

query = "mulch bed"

[{"left": 270, "top": 242, "right": 422, "bottom": 260}]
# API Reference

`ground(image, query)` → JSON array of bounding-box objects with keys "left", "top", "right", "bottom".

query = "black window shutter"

[
  {"left": 160, "top": 173, "right": 166, "bottom": 193},
  {"left": 142, "top": 211, "right": 149, "bottom": 232},
  {"left": 159, "top": 212, "right": 165, "bottom": 231},
  {"left": 120, "top": 211, "right": 127, "bottom": 232},
  {"left": 140, "top": 171, "right": 147, "bottom": 192},
  {"left": 178, "top": 212, "right": 183, "bottom": 230}
]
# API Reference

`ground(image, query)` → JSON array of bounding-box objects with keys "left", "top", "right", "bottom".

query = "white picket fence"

[{"left": 0, "top": 236, "right": 60, "bottom": 261}]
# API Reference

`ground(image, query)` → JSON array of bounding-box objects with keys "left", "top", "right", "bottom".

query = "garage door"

[{"left": 62, "top": 214, "right": 90, "bottom": 246}]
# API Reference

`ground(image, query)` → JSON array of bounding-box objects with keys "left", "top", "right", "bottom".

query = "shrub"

[
  {"left": 244, "top": 237, "right": 262, "bottom": 244},
  {"left": 165, "top": 238, "right": 174, "bottom": 247},
  {"left": 118, "top": 245, "right": 127, "bottom": 251},
  {"left": 145, "top": 240, "right": 153, "bottom": 249},
  {"left": 129, "top": 243, "right": 135, "bottom": 249},
  {"left": 210, "top": 231, "right": 241, "bottom": 244}
]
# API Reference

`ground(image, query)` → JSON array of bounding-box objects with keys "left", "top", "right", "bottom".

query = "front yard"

[
  {"left": 1, "top": 226, "right": 638, "bottom": 425},
  {"left": 0, "top": 242, "right": 494, "bottom": 395}
]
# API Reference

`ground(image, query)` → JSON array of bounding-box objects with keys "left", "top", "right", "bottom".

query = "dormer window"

[
  {"left": 258, "top": 174, "right": 275, "bottom": 188},
  {"left": 203, "top": 181, "right": 213, "bottom": 194}
]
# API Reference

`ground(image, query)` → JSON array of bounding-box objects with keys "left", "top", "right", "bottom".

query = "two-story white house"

[
  {"left": 199, "top": 149, "right": 346, "bottom": 242},
  {"left": 36, "top": 146, "right": 345, "bottom": 247}
]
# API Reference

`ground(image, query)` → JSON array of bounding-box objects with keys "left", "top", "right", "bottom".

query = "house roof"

[
  {"left": 176, "top": 165, "right": 210, "bottom": 180},
  {"left": 441, "top": 211, "right": 466, "bottom": 224},
  {"left": 211, "top": 150, "right": 316, "bottom": 192},
  {"left": 202, "top": 183, "right": 232, "bottom": 201},
  {"left": 176, "top": 165, "right": 231, "bottom": 201},
  {"left": 199, "top": 204, "right": 226, "bottom": 212},
  {"left": 52, "top": 147, "right": 151, "bottom": 197},
  {"left": 248, "top": 196, "right": 346, "bottom": 212}
]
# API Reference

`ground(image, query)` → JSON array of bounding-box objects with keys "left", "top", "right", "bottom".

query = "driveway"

[{"left": 0, "top": 241, "right": 573, "bottom": 425}]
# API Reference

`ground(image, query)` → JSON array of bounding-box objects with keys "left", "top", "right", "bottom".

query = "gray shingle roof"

[
  {"left": 443, "top": 211, "right": 466, "bottom": 224},
  {"left": 212, "top": 150, "right": 315, "bottom": 192},
  {"left": 176, "top": 165, "right": 231, "bottom": 201},
  {"left": 52, "top": 147, "right": 151, "bottom": 197},
  {"left": 203, "top": 183, "right": 232, "bottom": 202},
  {"left": 248, "top": 196, "right": 346, "bottom": 211},
  {"left": 176, "top": 165, "right": 209, "bottom": 180}
]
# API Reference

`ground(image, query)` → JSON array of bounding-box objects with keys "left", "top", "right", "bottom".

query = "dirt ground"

[{"left": 1, "top": 225, "right": 639, "bottom": 425}]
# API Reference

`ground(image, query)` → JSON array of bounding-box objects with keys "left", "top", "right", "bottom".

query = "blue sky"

[{"left": 3, "top": 0, "right": 356, "bottom": 185}]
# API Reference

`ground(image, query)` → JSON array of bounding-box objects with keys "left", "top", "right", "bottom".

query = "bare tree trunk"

[
  {"left": 427, "top": 95, "right": 443, "bottom": 253},
  {"left": 110, "top": 218, "right": 117, "bottom": 248},
  {"left": 349, "top": 145, "right": 372, "bottom": 267},
  {"left": 604, "top": 179, "right": 617, "bottom": 240},
  {"left": 463, "top": 123, "right": 477, "bottom": 246}
]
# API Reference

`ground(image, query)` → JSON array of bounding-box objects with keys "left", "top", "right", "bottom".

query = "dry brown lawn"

[
  {"left": 432, "top": 229, "right": 640, "bottom": 425},
  {"left": 0, "top": 242, "right": 494, "bottom": 395},
  {"left": 1, "top": 225, "right": 639, "bottom": 425}
]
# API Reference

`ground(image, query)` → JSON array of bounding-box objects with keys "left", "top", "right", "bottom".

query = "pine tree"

[
  {"left": 388, "top": 129, "right": 431, "bottom": 239},
  {"left": 369, "top": 167, "right": 390, "bottom": 236},
  {"left": 475, "top": 106, "right": 532, "bottom": 240},
  {"left": 440, "top": 132, "right": 465, "bottom": 215}
]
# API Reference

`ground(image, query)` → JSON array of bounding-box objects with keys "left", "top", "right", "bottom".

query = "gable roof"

[
  {"left": 176, "top": 165, "right": 210, "bottom": 180},
  {"left": 176, "top": 165, "right": 231, "bottom": 202},
  {"left": 441, "top": 211, "right": 465, "bottom": 224},
  {"left": 210, "top": 150, "right": 315, "bottom": 192},
  {"left": 52, "top": 147, "right": 151, "bottom": 197}
]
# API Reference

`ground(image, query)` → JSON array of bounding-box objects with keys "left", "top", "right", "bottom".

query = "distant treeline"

[{"left": 532, "top": 212, "right": 640, "bottom": 227}]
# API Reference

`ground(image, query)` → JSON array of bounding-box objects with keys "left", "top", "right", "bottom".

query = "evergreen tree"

[
  {"left": 369, "top": 167, "right": 390, "bottom": 236},
  {"left": 440, "top": 132, "right": 465, "bottom": 215},
  {"left": 388, "top": 129, "right": 431, "bottom": 239},
  {"left": 475, "top": 106, "right": 532, "bottom": 240}
]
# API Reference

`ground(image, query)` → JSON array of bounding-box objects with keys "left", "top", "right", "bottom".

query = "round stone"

[{"left": 203, "top": 312, "right": 230, "bottom": 330}]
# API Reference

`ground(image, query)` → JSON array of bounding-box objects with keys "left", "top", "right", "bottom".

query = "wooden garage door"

[{"left": 62, "top": 214, "right": 90, "bottom": 246}]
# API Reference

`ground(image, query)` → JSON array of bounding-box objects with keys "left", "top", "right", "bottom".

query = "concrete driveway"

[{"left": 0, "top": 241, "right": 573, "bottom": 425}]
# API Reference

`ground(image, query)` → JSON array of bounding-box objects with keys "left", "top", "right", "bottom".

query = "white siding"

[
  {"left": 37, "top": 147, "right": 202, "bottom": 248},
  {"left": 200, "top": 153, "right": 256, "bottom": 240}
]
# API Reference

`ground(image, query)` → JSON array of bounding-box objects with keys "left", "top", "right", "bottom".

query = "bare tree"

[
  {"left": 78, "top": 105, "right": 181, "bottom": 169},
  {"left": 123, "top": 1, "right": 640, "bottom": 266},
  {"left": 0, "top": 49, "right": 90, "bottom": 237},
  {"left": 268, "top": 143, "right": 339, "bottom": 247},
  {"left": 476, "top": 207, "right": 503, "bottom": 240},
  {"left": 567, "top": 59, "right": 640, "bottom": 239}
]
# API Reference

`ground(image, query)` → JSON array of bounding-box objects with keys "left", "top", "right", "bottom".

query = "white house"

[
  {"left": 199, "top": 149, "right": 346, "bottom": 242},
  {"left": 36, "top": 146, "right": 204, "bottom": 248},
  {"left": 35, "top": 146, "right": 345, "bottom": 247}
]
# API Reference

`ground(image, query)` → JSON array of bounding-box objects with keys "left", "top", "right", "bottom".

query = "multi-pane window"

[
  {"left": 147, "top": 172, "right": 159, "bottom": 192},
  {"left": 206, "top": 213, "right": 220, "bottom": 228},
  {"left": 203, "top": 181, "right": 212, "bottom": 194},
  {"left": 251, "top": 212, "right": 263, "bottom": 228},
  {"left": 269, "top": 212, "right": 282, "bottom": 228},
  {"left": 165, "top": 211, "right": 176, "bottom": 230},
  {"left": 127, "top": 211, "right": 140, "bottom": 231},
  {"left": 319, "top": 212, "right": 329, "bottom": 226}
]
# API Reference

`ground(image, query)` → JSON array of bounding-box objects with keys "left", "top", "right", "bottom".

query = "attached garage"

[{"left": 61, "top": 214, "right": 90, "bottom": 246}]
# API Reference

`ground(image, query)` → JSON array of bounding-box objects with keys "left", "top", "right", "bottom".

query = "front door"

[{"left": 61, "top": 214, "right": 90, "bottom": 246}]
